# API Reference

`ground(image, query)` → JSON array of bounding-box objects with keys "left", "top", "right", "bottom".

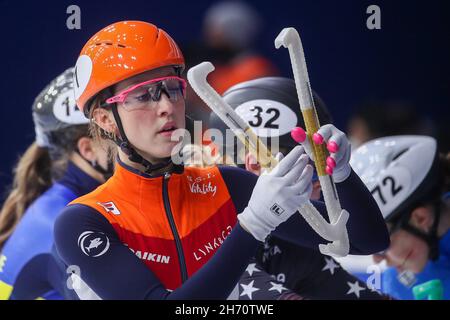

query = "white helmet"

[{"left": 350, "top": 135, "right": 439, "bottom": 222}]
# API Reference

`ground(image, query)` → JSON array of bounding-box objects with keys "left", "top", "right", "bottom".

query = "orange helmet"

[{"left": 74, "top": 21, "right": 185, "bottom": 116}]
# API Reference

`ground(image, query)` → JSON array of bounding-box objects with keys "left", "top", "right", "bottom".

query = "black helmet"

[
  {"left": 32, "top": 68, "right": 89, "bottom": 152},
  {"left": 209, "top": 77, "right": 333, "bottom": 152}
]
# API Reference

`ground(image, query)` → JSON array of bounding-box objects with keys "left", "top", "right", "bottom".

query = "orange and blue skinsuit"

[{"left": 53, "top": 159, "right": 389, "bottom": 299}]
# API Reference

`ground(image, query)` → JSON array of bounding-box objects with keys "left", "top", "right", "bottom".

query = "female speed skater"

[
  {"left": 352, "top": 135, "right": 450, "bottom": 299},
  {"left": 53, "top": 20, "right": 389, "bottom": 299}
]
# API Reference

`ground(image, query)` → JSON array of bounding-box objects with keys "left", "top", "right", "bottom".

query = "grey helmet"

[{"left": 32, "top": 67, "right": 89, "bottom": 149}]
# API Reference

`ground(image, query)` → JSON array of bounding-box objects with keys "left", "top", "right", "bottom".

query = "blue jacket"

[{"left": 0, "top": 162, "right": 99, "bottom": 299}]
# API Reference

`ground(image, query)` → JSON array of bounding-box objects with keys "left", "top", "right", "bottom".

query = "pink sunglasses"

[{"left": 105, "top": 76, "right": 187, "bottom": 105}]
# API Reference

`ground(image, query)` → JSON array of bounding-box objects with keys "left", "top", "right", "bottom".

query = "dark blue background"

[{"left": 0, "top": 0, "right": 449, "bottom": 195}]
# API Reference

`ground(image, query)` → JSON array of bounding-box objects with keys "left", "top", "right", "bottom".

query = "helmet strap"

[
  {"left": 399, "top": 200, "right": 442, "bottom": 261},
  {"left": 110, "top": 103, "right": 177, "bottom": 176},
  {"left": 74, "top": 149, "right": 114, "bottom": 181}
]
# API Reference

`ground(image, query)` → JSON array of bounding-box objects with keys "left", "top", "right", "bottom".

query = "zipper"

[{"left": 162, "top": 172, "right": 188, "bottom": 283}]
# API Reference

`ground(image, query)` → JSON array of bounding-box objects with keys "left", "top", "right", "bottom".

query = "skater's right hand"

[{"left": 238, "top": 145, "right": 313, "bottom": 241}]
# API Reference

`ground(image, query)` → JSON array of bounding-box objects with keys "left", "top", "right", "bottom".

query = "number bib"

[
  {"left": 235, "top": 99, "right": 298, "bottom": 138},
  {"left": 53, "top": 90, "right": 88, "bottom": 124},
  {"left": 370, "top": 167, "right": 412, "bottom": 216}
]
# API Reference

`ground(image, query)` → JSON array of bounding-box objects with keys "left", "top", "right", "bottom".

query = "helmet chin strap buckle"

[{"left": 74, "top": 148, "right": 114, "bottom": 180}]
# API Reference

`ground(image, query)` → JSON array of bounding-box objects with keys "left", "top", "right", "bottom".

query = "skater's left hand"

[{"left": 291, "top": 124, "right": 351, "bottom": 183}]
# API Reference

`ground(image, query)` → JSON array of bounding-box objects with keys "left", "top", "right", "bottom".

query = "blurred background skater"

[
  {"left": 351, "top": 135, "right": 450, "bottom": 299},
  {"left": 347, "top": 100, "right": 436, "bottom": 149},
  {"left": 183, "top": 1, "right": 278, "bottom": 145},
  {"left": 0, "top": 68, "right": 112, "bottom": 300}
]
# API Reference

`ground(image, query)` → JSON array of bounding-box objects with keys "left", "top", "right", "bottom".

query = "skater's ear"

[{"left": 409, "top": 206, "right": 435, "bottom": 233}]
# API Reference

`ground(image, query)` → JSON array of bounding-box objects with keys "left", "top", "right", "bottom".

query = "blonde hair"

[
  {"left": 0, "top": 143, "right": 51, "bottom": 249},
  {"left": 88, "top": 95, "right": 118, "bottom": 163}
]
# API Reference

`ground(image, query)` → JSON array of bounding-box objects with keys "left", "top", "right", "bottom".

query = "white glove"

[
  {"left": 291, "top": 124, "right": 351, "bottom": 183},
  {"left": 238, "top": 146, "right": 314, "bottom": 242}
]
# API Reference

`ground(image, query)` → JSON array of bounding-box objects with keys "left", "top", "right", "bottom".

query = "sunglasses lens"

[
  {"left": 122, "top": 86, "right": 153, "bottom": 109},
  {"left": 149, "top": 82, "right": 162, "bottom": 101},
  {"left": 162, "top": 78, "right": 186, "bottom": 102},
  {"left": 120, "top": 78, "right": 185, "bottom": 110}
]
